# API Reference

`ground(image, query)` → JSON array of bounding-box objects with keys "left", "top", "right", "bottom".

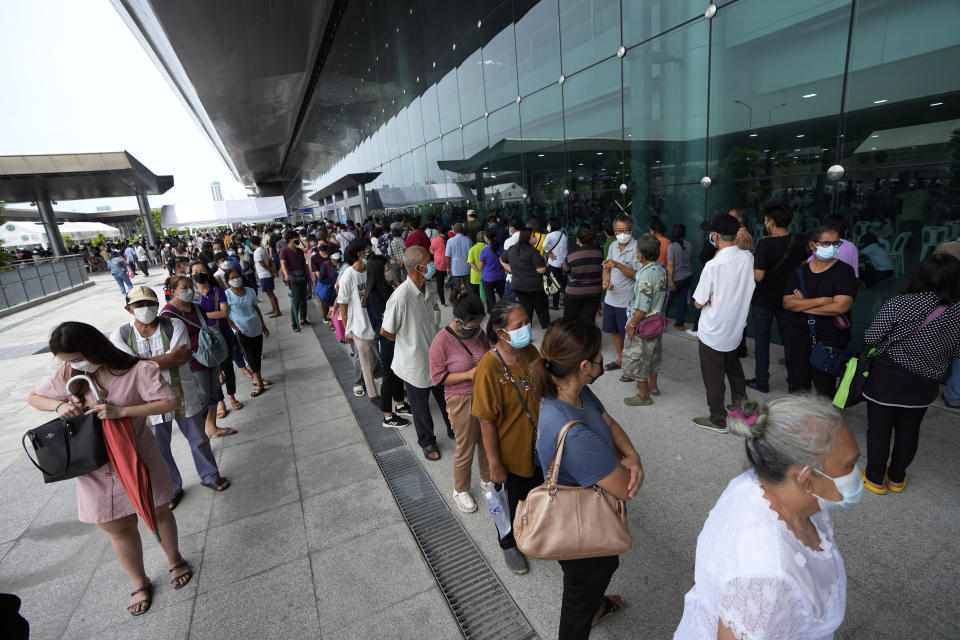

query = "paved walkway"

[{"left": 0, "top": 271, "right": 957, "bottom": 639}]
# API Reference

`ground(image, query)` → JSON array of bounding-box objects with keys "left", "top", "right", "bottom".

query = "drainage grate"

[{"left": 310, "top": 321, "right": 540, "bottom": 640}]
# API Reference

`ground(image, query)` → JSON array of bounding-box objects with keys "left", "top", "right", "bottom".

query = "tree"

[{"left": 136, "top": 208, "right": 164, "bottom": 235}]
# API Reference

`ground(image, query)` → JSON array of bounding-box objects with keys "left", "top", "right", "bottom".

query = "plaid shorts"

[{"left": 622, "top": 334, "right": 662, "bottom": 381}]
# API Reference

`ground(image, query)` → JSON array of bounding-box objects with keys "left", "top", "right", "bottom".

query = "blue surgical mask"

[
  {"left": 707, "top": 233, "right": 717, "bottom": 248},
  {"left": 815, "top": 245, "right": 839, "bottom": 260},
  {"left": 425, "top": 263, "right": 437, "bottom": 279},
  {"left": 505, "top": 324, "right": 532, "bottom": 349},
  {"left": 805, "top": 464, "right": 864, "bottom": 511}
]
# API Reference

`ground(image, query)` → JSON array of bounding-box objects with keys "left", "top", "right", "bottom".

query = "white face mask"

[
  {"left": 133, "top": 306, "right": 158, "bottom": 323},
  {"left": 228, "top": 278, "right": 244, "bottom": 288},
  {"left": 804, "top": 464, "right": 865, "bottom": 511},
  {"left": 331, "top": 253, "right": 342, "bottom": 261},
  {"left": 71, "top": 360, "right": 101, "bottom": 373},
  {"left": 178, "top": 290, "right": 195, "bottom": 303},
  {"left": 219, "top": 262, "right": 230, "bottom": 270},
  {"left": 616, "top": 232, "right": 632, "bottom": 244}
]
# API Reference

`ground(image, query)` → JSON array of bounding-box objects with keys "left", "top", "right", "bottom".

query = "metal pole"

[
  {"left": 343, "top": 189, "right": 351, "bottom": 223},
  {"left": 136, "top": 192, "right": 159, "bottom": 247},
  {"left": 36, "top": 200, "right": 67, "bottom": 257},
  {"left": 359, "top": 184, "right": 368, "bottom": 221}
]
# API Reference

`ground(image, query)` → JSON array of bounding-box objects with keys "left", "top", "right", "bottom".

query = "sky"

[{"left": 0, "top": 0, "right": 248, "bottom": 213}]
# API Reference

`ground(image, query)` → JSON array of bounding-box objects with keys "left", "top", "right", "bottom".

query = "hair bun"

[{"left": 727, "top": 401, "right": 768, "bottom": 439}]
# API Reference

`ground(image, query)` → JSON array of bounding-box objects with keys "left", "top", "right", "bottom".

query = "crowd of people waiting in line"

[{"left": 20, "top": 203, "right": 960, "bottom": 638}]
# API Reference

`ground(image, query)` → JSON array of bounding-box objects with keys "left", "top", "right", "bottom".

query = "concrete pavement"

[{"left": 0, "top": 271, "right": 957, "bottom": 639}]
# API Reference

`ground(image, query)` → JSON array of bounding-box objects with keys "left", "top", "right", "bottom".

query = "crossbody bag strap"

[
  {"left": 492, "top": 346, "right": 536, "bottom": 431},
  {"left": 545, "top": 420, "right": 580, "bottom": 488},
  {"left": 546, "top": 232, "right": 565, "bottom": 256},
  {"left": 796, "top": 266, "right": 817, "bottom": 344},
  {"left": 881, "top": 304, "right": 949, "bottom": 353},
  {"left": 767, "top": 234, "right": 797, "bottom": 275},
  {"left": 444, "top": 326, "right": 479, "bottom": 362}
]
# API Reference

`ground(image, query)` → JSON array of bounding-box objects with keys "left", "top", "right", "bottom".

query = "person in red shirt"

[{"left": 404, "top": 218, "right": 430, "bottom": 250}]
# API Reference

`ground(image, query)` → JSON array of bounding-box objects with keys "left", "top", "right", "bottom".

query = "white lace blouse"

[{"left": 674, "top": 470, "right": 846, "bottom": 640}]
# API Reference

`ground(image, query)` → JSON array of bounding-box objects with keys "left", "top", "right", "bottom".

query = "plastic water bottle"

[{"left": 484, "top": 484, "right": 512, "bottom": 538}]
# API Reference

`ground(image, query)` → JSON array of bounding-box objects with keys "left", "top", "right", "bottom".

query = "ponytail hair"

[{"left": 531, "top": 318, "right": 602, "bottom": 405}]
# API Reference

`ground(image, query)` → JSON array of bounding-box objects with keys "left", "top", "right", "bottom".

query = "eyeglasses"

[
  {"left": 589, "top": 358, "right": 603, "bottom": 368},
  {"left": 813, "top": 240, "right": 842, "bottom": 247}
]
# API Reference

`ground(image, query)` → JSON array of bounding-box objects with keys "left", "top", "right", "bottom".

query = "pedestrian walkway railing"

[
  {"left": 311, "top": 321, "right": 540, "bottom": 640},
  {"left": 0, "top": 255, "right": 89, "bottom": 310}
]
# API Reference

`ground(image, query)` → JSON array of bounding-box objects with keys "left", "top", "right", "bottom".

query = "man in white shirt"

[
  {"left": 692, "top": 214, "right": 757, "bottom": 432},
  {"left": 337, "top": 238, "right": 379, "bottom": 398},
  {"left": 381, "top": 246, "right": 451, "bottom": 461},
  {"left": 134, "top": 243, "right": 150, "bottom": 276},
  {"left": 543, "top": 216, "right": 568, "bottom": 309},
  {"left": 108, "top": 286, "right": 229, "bottom": 506},
  {"left": 251, "top": 236, "right": 281, "bottom": 317},
  {"left": 335, "top": 223, "right": 356, "bottom": 252},
  {"left": 602, "top": 214, "right": 640, "bottom": 370}
]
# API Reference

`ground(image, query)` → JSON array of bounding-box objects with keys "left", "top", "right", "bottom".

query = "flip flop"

[
  {"left": 250, "top": 386, "right": 265, "bottom": 397},
  {"left": 592, "top": 595, "right": 623, "bottom": 627},
  {"left": 619, "top": 375, "right": 633, "bottom": 383},
  {"left": 261, "top": 379, "right": 273, "bottom": 386},
  {"left": 229, "top": 398, "right": 244, "bottom": 411},
  {"left": 168, "top": 489, "right": 184, "bottom": 510},
  {"left": 603, "top": 363, "right": 621, "bottom": 371},
  {"left": 650, "top": 390, "right": 661, "bottom": 396},
  {"left": 423, "top": 445, "right": 442, "bottom": 461},
  {"left": 216, "top": 406, "right": 228, "bottom": 419},
  {"left": 201, "top": 476, "right": 231, "bottom": 492},
  {"left": 127, "top": 582, "right": 152, "bottom": 616},
  {"left": 207, "top": 427, "right": 238, "bottom": 439}
]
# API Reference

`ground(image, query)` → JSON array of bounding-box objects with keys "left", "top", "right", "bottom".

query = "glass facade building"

[{"left": 308, "top": 0, "right": 960, "bottom": 344}]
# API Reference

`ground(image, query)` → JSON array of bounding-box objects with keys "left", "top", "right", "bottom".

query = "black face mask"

[
  {"left": 458, "top": 322, "right": 480, "bottom": 339},
  {"left": 585, "top": 360, "right": 604, "bottom": 384},
  {"left": 192, "top": 273, "right": 209, "bottom": 284}
]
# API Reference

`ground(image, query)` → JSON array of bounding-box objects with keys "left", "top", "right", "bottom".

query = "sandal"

[
  {"left": 127, "top": 582, "right": 152, "bottom": 616},
  {"left": 169, "top": 561, "right": 193, "bottom": 589},
  {"left": 229, "top": 398, "right": 244, "bottom": 411},
  {"left": 261, "top": 379, "right": 273, "bottom": 386},
  {"left": 650, "top": 389, "right": 661, "bottom": 396},
  {"left": 216, "top": 406, "right": 228, "bottom": 419},
  {"left": 619, "top": 375, "right": 633, "bottom": 383},
  {"left": 353, "top": 385, "right": 365, "bottom": 397},
  {"left": 423, "top": 445, "right": 441, "bottom": 461},
  {"left": 168, "top": 489, "right": 184, "bottom": 510},
  {"left": 201, "top": 476, "right": 231, "bottom": 492},
  {"left": 592, "top": 595, "right": 623, "bottom": 627},
  {"left": 603, "top": 362, "right": 621, "bottom": 371},
  {"left": 207, "top": 427, "right": 238, "bottom": 439},
  {"left": 239, "top": 367, "right": 254, "bottom": 379},
  {"left": 250, "top": 386, "right": 265, "bottom": 397}
]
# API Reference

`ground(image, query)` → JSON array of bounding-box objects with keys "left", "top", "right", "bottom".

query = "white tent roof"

[
  {"left": 160, "top": 197, "right": 286, "bottom": 227},
  {"left": 1, "top": 221, "right": 47, "bottom": 247}
]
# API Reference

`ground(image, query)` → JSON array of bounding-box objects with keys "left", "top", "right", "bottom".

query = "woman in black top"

[
  {"left": 562, "top": 227, "right": 604, "bottom": 325},
  {"left": 363, "top": 255, "right": 410, "bottom": 428},
  {"left": 782, "top": 226, "right": 857, "bottom": 397},
  {"left": 501, "top": 228, "right": 550, "bottom": 329},
  {"left": 861, "top": 253, "right": 960, "bottom": 494}
]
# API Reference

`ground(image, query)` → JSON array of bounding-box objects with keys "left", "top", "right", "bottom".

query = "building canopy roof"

[
  {"left": 0, "top": 151, "right": 173, "bottom": 203},
  {"left": 307, "top": 172, "right": 381, "bottom": 201}
]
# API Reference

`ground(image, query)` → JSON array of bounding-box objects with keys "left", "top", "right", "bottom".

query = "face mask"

[
  {"left": 219, "top": 262, "right": 231, "bottom": 270},
  {"left": 458, "top": 321, "right": 480, "bottom": 339},
  {"left": 616, "top": 232, "right": 631, "bottom": 245},
  {"left": 708, "top": 233, "right": 717, "bottom": 248},
  {"left": 178, "top": 290, "right": 195, "bottom": 303},
  {"left": 71, "top": 360, "right": 101, "bottom": 373},
  {"left": 192, "top": 273, "right": 209, "bottom": 285},
  {"left": 504, "top": 323, "right": 532, "bottom": 349},
  {"left": 227, "top": 250, "right": 237, "bottom": 256},
  {"left": 228, "top": 278, "right": 244, "bottom": 288},
  {"left": 331, "top": 253, "right": 342, "bottom": 261},
  {"left": 585, "top": 360, "right": 604, "bottom": 384},
  {"left": 815, "top": 245, "right": 839, "bottom": 260},
  {"left": 805, "top": 464, "right": 864, "bottom": 511},
  {"left": 546, "top": 225, "right": 552, "bottom": 233},
  {"left": 133, "top": 306, "right": 158, "bottom": 323},
  {"left": 424, "top": 263, "right": 437, "bottom": 279},
  {"left": 207, "top": 262, "right": 216, "bottom": 270}
]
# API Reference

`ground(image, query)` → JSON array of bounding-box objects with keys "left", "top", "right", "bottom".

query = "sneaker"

[
  {"left": 685, "top": 329, "right": 698, "bottom": 337},
  {"left": 394, "top": 403, "right": 412, "bottom": 417},
  {"left": 693, "top": 417, "right": 728, "bottom": 433},
  {"left": 623, "top": 395, "right": 653, "bottom": 406},
  {"left": 382, "top": 415, "right": 409, "bottom": 428},
  {"left": 502, "top": 547, "right": 529, "bottom": 575},
  {"left": 453, "top": 491, "right": 478, "bottom": 513},
  {"left": 746, "top": 379, "right": 770, "bottom": 393},
  {"left": 302, "top": 320, "right": 313, "bottom": 327}
]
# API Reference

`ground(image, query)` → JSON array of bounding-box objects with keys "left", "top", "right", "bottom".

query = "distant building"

[{"left": 210, "top": 181, "right": 223, "bottom": 201}]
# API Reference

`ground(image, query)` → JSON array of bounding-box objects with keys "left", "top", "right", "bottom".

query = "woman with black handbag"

[
  {"left": 531, "top": 319, "right": 644, "bottom": 639},
  {"left": 860, "top": 253, "right": 960, "bottom": 495},
  {"left": 27, "top": 322, "right": 192, "bottom": 616}
]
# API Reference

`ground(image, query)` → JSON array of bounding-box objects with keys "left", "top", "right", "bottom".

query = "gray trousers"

[{"left": 698, "top": 339, "right": 748, "bottom": 425}]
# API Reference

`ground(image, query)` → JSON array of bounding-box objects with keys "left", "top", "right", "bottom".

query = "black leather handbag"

[{"left": 22, "top": 413, "right": 108, "bottom": 483}]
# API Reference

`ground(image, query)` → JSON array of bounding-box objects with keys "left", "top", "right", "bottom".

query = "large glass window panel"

[
  {"left": 421, "top": 84, "right": 442, "bottom": 142},
  {"left": 485, "top": 104, "right": 524, "bottom": 198},
  {"left": 488, "top": 103, "right": 522, "bottom": 145},
  {"left": 400, "top": 153, "right": 413, "bottom": 186},
  {"left": 385, "top": 116, "right": 400, "bottom": 162},
  {"left": 442, "top": 128, "right": 464, "bottom": 165},
  {"left": 482, "top": 18, "right": 518, "bottom": 110},
  {"left": 622, "top": 0, "right": 704, "bottom": 48},
  {"left": 515, "top": 0, "right": 561, "bottom": 95},
  {"left": 520, "top": 83, "right": 564, "bottom": 150},
  {"left": 438, "top": 69, "right": 462, "bottom": 133},
  {"left": 708, "top": 0, "right": 850, "bottom": 181},
  {"left": 624, "top": 19, "right": 708, "bottom": 187},
  {"left": 462, "top": 118, "right": 487, "bottom": 159},
  {"left": 412, "top": 146, "right": 427, "bottom": 185},
  {"left": 458, "top": 48, "right": 486, "bottom": 123},
  {"left": 396, "top": 107, "right": 411, "bottom": 156},
  {"left": 426, "top": 137, "right": 444, "bottom": 183},
  {"left": 563, "top": 57, "right": 622, "bottom": 140},
  {"left": 559, "top": 0, "right": 620, "bottom": 74},
  {"left": 407, "top": 97, "right": 425, "bottom": 148}
]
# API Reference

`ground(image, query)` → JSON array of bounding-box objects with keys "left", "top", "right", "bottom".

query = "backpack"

[
  {"left": 160, "top": 304, "right": 228, "bottom": 368},
  {"left": 120, "top": 318, "right": 185, "bottom": 418}
]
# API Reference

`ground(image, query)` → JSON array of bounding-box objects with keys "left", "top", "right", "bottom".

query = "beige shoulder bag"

[{"left": 513, "top": 420, "right": 632, "bottom": 561}]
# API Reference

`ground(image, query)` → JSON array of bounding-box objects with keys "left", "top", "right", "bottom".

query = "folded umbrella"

[{"left": 68, "top": 375, "right": 161, "bottom": 543}]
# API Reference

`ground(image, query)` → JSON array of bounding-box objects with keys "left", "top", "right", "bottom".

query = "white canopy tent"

[
  {"left": 0, "top": 220, "right": 120, "bottom": 248},
  {"left": 160, "top": 197, "right": 287, "bottom": 228},
  {"left": 58, "top": 221, "right": 123, "bottom": 242}
]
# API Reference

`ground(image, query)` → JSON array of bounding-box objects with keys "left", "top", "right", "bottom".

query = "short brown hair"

[{"left": 531, "top": 319, "right": 603, "bottom": 402}]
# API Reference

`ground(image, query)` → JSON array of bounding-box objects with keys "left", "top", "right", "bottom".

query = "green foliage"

[
  {"left": 91, "top": 232, "right": 108, "bottom": 247},
  {"left": 0, "top": 212, "right": 12, "bottom": 267},
  {"left": 61, "top": 233, "right": 76, "bottom": 248}
]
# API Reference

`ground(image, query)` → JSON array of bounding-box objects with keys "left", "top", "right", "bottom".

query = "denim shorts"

[
  {"left": 601, "top": 303, "right": 627, "bottom": 337},
  {"left": 259, "top": 277, "right": 275, "bottom": 293}
]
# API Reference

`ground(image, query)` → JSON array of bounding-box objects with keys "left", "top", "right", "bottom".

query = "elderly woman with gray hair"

[{"left": 675, "top": 396, "right": 862, "bottom": 640}]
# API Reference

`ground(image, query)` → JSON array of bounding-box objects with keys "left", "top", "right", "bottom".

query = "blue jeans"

[
  {"left": 150, "top": 412, "right": 221, "bottom": 492},
  {"left": 665, "top": 277, "right": 691, "bottom": 327},
  {"left": 945, "top": 359, "right": 960, "bottom": 405},
  {"left": 503, "top": 278, "right": 516, "bottom": 301},
  {"left": 112, "top": 272, "right": 133, "bottom": 294},
  {"left": 751, "top": 305, "right": 794, "bottom": 388}
]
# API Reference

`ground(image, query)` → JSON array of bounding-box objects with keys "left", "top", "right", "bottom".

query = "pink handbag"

[
  {"left": 636, "top": 313, "right": 668, "bottom": 339},
  {"left": 332, "top": 313, "right": 346, "bottom": 342}
]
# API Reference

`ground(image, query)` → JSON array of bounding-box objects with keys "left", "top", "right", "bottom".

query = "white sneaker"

[
  {"left": 453, "top": 491, "right": 477, "bottom": 513},
  {"left": 686, "top": 329, "right": 698, "bottom": 337}
]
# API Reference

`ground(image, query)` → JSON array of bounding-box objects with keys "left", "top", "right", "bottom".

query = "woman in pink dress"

[{"left": 27, "top": 321, "right": 193, "bottom": 617}]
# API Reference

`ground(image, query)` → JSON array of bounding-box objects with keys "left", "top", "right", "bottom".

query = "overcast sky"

[{"left": 0, "top": 0, "right": 247, "bottom": 213}]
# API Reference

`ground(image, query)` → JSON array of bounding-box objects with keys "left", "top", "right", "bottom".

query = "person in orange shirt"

[{"left": 650, "top": 216, "right": 670, "bottom": 265}]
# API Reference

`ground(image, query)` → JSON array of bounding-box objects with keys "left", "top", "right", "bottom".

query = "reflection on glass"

[
  {"left": 563, "top": 57, "right": 622, "bottom": 140},
  {"left": 412, "top": 146, "right": 427, "bottom": 185},
  {"left": 482, "top": 21, "right": 518, "bottom": 110},
  {"left": 708, "top": 0, "right": 849, "bottom": 181},
  {"left": 421, "top": 84, "right": 442, "bottom": 142},
  {"left": 559, "top": 0, "right": 621, "bottom": 74},
  {"left": 488, "top": 103, "right": 522, "bottom": 145},
  {"left": 458, "top": 48, "right": 486, "bottom": 123},
  {"left": 426, "top": 138, "right": 444, "bottom": 183},
  {"left": 622, "top": 0, "right": 703, "bottom": 47},
  {"left": 396, "top": 108, "right": 411, "bottom": 156},
  {"left": 520, "top": 84, "right": 563, "bottom": 150},
  {"left": 516, "top": 0, "right": 561, "bottom": 96},
  {"left": 385, "top": 116, "right": 400, "bottom": 162},
  {"left": 438, "top": 69, "right": 462, "bottom": 134},
  {"left": 442, "top": 128, "right": 464, "bottom": 166},
  {"left": 624, "top": 19, "right": 708, "bottom": 187},
  {"left": 462, "top": 118, "right": 487, "bottom": 158},
  {"left": 407, "top": 97, "right": 425, "bottom": 148}
]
